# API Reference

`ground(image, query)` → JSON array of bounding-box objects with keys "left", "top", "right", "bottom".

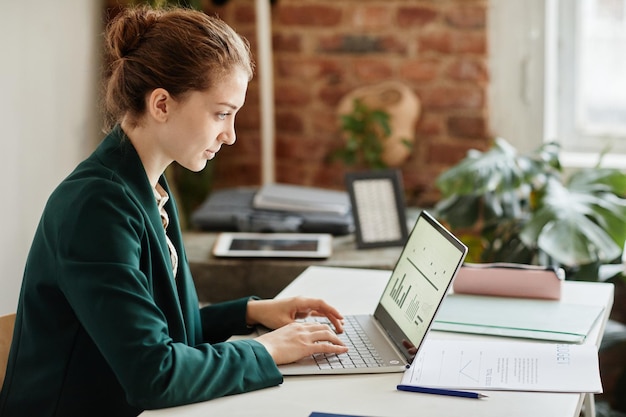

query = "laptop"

[{"left": 278, "top": 210, "right": 468, "bottom": 375}]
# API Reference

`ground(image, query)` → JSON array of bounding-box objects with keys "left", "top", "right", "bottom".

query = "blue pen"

[{"left": 397, "top": 384, "right": 488, "bottom": 399}]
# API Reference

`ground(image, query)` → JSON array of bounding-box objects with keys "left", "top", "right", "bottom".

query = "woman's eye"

[{"left": 217, "top": 113, "right": 229, "bottom": 120}]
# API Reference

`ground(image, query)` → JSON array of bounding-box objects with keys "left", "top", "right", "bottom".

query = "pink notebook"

[{"left": 452, "top": 263, "right": 563, "bottom": 300}]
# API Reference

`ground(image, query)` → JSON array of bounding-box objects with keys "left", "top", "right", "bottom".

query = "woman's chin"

[{"left": 181, "top": 160, "right": 209, "bottom": 173}]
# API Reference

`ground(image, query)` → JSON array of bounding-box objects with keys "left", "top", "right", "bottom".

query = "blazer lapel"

[{"left": 93, "top": 126, "right": 176, "bottom": 282}]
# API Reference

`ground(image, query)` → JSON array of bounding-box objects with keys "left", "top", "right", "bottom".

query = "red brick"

[
  {"left": 214, "top": 158, "right": 262, "bottom": 187},
  {"left": 317, "top": 34, "right": 407, "bottom": 54},
  {"left": 278, "top": 5, "right": 342, "bottom": 26},
  {"left": 400, "top": 58, "right": 443, "bottom": 82},
  {"left": 311, "top": 108, "right": 342, "bottom": 136},
  {"left": 235, "top": 106, "right": 260, "bottom": 130},
  {"left": 379, "top": 35, "right": 410, "bottom": 55},
  {"left": 321, "top": 35, "right": 340, "bottom": 54},
  {"left": 397, "top": 6, "right": 439, "bottom": 28},
  {"left": 416, "top": 112, "right": 444, "bottom": 136},
  {"left": 233, "top": 3, "right": 256, "bottom": 24},
  {"left": 273, "top": 33, "right": 302, "bottom": 53},
  {"left": 276, "top": 162, "right": 313, "bottom": 185},
  {"left": 445, "top": 4, "right": 487, "bottom": 29},
  {"left": 276, "top": 58, "right": 343, "bottom": 81},
  {"left": 228, "top": 129, "right": 261, "bottom": 155},
  {"left": 274, "top": 82, "right": 312, "bottom": 106},
  {"left": 420, "top": 85, "right": 484, "bottom": 110},
  {"left": 312, "top": 163, "right": 349, "bottom": 190},
  {"left": 446, "top": 58, "right": 488, "bottom": 82},
  {"left": 402, "top": 169, "right": 431, "bottom": 197},
  {"left": 351, "top": 6, "right": 394, "bottom": 30},
  {"left": 275, "top": 111, "right": 305, "bottom": 133},
  {"left": 238, "top": 28, "right": 257, "bottom": 52},
  {"left": 453, "top": 31, "right": 487, "bottom": 54},
  {"left": 318, "top": 84, "right": 352, "bottom": 107},
  {"left": 427, "top": 140, "right": 475, "bottom": 165},
  {"left": 275, "top": 135, "right": 328, "bottom": 161},
  {"left": 447, "top": 115, "right": 489, "bottom": 138},
  {"left": 419, "top": 28, "right": 453, "bottom": 54},
  {"left": 318, "top": 60, "right": 346, "bottom": 83},
  {"left": 243, "top": 84, "right": 259, "bottom": 108},
  {"left": 353, "top": 58, "right": 394, "bottom": 83}
]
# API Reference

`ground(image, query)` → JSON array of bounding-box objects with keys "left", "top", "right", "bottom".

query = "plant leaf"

[
  {"left": 436, "top": 137, "right": 527, "bottom": 197},
  {"left": 434, "top": 194, "right": 481, "bottom": 229},
  {"left": 535, "top": 216, "right": 620, "bottom": 266},
  {"left": 520, "top": 178, "right": 625, "bottom": 266}
]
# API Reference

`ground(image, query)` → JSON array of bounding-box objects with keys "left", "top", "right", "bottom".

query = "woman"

[{"left": 0, "top": 6, "right": 347, "bottom": 417}]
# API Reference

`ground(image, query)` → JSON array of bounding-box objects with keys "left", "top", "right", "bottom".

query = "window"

[
  {"left": 489, "top": 0, "right": 626, "bottom": 167},
  {"left": 557, "top": 0, "right": 626, "bottom": 154}
]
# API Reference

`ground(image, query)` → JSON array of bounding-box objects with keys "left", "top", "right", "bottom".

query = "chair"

[{"left": 0, "top": 313, "right": 16, "bottom": 388}]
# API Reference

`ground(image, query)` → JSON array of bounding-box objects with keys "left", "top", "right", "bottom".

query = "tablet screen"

[
  {"left": 213, "top": 233, "right": 333, "bottom": 258},
  {"left": 230, "top": 238, "right": 319, "bottom": 252}
]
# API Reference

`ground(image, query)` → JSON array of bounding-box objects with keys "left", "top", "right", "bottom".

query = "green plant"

[
  {"left": 332, "top": 99, "right": 397, "bottom": 170},
  {"left": 434, "top": 137, "right": 626, "bottom": 280}
]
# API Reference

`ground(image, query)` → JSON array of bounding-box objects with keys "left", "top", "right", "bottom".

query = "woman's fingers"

[
  {"left": 307, "top": 323, "right": 346, "bottom": 346},
  {"left": 255, "top": 321, "right": 348, "bottom": 365},
  {"left": 298, "top": 298, "right": 345, "bottom": 333},
  {"left": 247, "top": 297, "right": 345, "bottom": 332}
]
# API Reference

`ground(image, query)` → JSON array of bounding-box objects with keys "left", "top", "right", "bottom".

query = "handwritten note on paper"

[{"left": 402, "top": 339, "right": 602, "bottom": 393}]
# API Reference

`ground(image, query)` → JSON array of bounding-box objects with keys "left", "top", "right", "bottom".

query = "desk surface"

[
  {"left": 184, "top": 232, "right": 403, "bottom": 303},
  {"left": 141, "top": 266, "right": 614, "bottom": 417}
]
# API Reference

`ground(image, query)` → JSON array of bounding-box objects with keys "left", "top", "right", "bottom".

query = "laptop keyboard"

[{"left": 303, "top": 316, "right": 385, "bottom": 370}]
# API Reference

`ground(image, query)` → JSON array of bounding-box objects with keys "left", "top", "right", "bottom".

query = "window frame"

[{"left": 488, "top": 0, "right": 626, "bottom": 169}]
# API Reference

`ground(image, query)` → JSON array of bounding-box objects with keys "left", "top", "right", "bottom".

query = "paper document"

[
  {"left": 432, "top": 294, "right": 604, "bottom": 343},
  {"left": 402, "top": 339, "right": 602, "bottom": 393}
]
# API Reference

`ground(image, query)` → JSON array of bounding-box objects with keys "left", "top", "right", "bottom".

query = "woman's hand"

[
  {"left": 246, "top": 296, "right": 349, "bottom": 365},
  {"left": 255, "top": 321, "right": 349, "bottom": 365},
  {"left": 246, "top": 297, "right": 343, "bottom": 333},
  {"left": 246, "top": 296, "right": 344, "bottom": 333}
]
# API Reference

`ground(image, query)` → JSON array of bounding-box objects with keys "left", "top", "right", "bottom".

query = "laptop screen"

[{"left": 374, "top": 211, "right": 467, "bottom": 363}]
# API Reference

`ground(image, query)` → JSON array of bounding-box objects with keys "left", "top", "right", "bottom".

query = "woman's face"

[{"left": 160, "top": 68, "right": 249, "bottom": 172}]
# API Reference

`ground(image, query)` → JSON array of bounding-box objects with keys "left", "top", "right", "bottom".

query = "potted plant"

[
  {"left": 434, "top": 137, "right": 626, "bottom": 281},
  {"left": 332, "top": 81, "right": 419, "bottom": 170},
  {"left": 331, "top": 99, "right": 396, "bottom": 170}
]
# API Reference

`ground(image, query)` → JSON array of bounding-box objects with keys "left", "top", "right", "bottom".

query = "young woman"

[{"left": 0, "top": 6, "right": 347, "bottom": 417}]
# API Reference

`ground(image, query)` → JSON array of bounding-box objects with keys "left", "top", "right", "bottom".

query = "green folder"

[{"left": 432, "top": 294, "right": 604, "bottom": 343}]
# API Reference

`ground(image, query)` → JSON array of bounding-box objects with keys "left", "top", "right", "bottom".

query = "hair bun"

[{"left": 106, "top": 6, "right": 159, "bottom": 60}]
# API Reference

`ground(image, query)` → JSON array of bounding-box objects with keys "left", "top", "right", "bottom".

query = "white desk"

[{"left": 141, "top": 266, "right": 614, "bottom": 417}]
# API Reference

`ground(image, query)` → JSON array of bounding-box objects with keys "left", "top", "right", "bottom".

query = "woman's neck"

[{"left": 120, "top": 119, "right": 170, "bottom": 188}]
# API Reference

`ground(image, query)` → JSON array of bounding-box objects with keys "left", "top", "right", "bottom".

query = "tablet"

[{"left": 212, "top": 232, "right": 333, "bottom": 259}]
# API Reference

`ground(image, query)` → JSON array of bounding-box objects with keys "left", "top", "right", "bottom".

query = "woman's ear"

[{"left": 147, "top": 88, "right": 171, "bottom": 122}]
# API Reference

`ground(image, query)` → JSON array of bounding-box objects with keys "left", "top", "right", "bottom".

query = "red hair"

[{"left": 102, "top": 5, "right": 253, "bottom": 130}]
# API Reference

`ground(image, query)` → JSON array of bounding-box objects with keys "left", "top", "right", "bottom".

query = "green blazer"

[{"left": 0, "top": 126, "right": 283, "bottom": 417}]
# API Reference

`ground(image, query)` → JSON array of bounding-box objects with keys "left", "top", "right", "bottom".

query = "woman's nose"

[
  {"left": 221, "top": 125, "right": 236, "bottom": 145},
  {"left": 218, "top": 132, "right": 234, "bottom": 146}
]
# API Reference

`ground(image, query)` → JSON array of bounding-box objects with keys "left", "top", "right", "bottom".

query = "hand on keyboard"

[
  {"left": 246, "top": 296, "right": 344, "bottom": 334},
  {"left": 302, "top": 316, "right": 385, "bottom": 370},
  {"left": 255, "top": 320, "right": 349, "bottom": 365}
]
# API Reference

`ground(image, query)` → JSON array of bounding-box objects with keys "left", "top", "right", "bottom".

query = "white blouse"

[{"left": 153, "top": 184, "right": 179, "bottom": 277}]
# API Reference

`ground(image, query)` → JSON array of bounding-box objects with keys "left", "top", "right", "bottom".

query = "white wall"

[
  {"left": 488, "top": 0, "right": 549, "bottom": 153},
  {"left": 0, "top": 1, "right": 101, "bottom": 314}
]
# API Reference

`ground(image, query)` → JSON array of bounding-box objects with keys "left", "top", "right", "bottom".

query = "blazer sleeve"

[
  {"left": 200, "top": 297, "right": 259, "bottom": 343},
  {"left": 55, "top": 180, "right": 283, "bottom": 409}
]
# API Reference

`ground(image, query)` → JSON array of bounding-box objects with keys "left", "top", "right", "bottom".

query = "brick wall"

[
  {"left": 203, "top": 0, "right": 491, "bottom": 207},
  {"left": 107, "top": 0, "right": 491, "bottom": 207}
]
